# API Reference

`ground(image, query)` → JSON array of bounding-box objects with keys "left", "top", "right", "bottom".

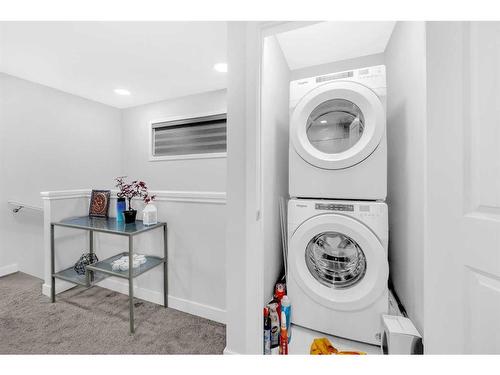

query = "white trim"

[
  {"left": 40, "top": 189, "right": 92, "bottom": 200},
  {"left": 154, "top": 190, "right": 226, "bottom": 204},
  {"left": 168, "top": 295, "right": 226, "bottom": 324},
  {"left": 149, "top": 152, "right": 227, "bottom": 162},
  {"left": 42, "top": 280, "right": 77, "bottom": 296},
  {"left": 223, "top": 347, "right": 240, "bottom": 355},
  {"left": 42, "top": 278, "right": 226, "bottom": 324},
  {"left": 95, "top": 278, "right": 226, "bottom": 324},
  {"left": 0, "top": 263, "right": 18, "bottom": 278},
  {"left": 260, "top": 21, "right": 321, "bottom": 37},
  {"left": 149, "top": 110, "right": 227, "bottom": 162},
  {"left": 40, "top": 189, "right": 227, "bottom": 205}
]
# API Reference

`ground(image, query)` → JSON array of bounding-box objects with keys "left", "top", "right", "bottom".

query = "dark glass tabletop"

[{"left": 53, "top": 216, "right": 165, "bottom": 235}]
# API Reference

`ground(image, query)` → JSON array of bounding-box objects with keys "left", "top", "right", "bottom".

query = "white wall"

[
  {"left": 261, "top": 35, "right": 290, "bottom": 303},
  {"left": 290, "top": 53, "right": 385, "bottom": 80},
  {"left": 0, "top": 73, "right": 122, "bottom": 278},
  {"left": 225, "top": 21, "right": 263, "bottom": 354},
  {"left": 1, "top": 73, "right": 228, "bottom": 322},
  {"left": 121, "top": 89, "right": 227, "bottom": 191},
  {"left": 384, "top": 22, "right": 427, "bottom": 334},
  {"left": 118, "top": 89, "right": 228, "bottom": 320}
]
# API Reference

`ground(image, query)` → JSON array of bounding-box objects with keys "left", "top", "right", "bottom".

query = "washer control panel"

[{"left": 315, "top": 203, "right": 354, "bottom": 212}]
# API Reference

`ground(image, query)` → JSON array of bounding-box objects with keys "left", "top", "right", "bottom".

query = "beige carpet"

[{"left": 0, "top": 272, "right": 225, "bottom": 354}]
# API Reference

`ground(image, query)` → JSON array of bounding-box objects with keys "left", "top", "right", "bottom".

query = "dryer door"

[
  {"left": 290, "top": 81, "right": 385, "bottom": 170},
  {"left": 289, "top": 213, "right": 388, "bottom": 311}
]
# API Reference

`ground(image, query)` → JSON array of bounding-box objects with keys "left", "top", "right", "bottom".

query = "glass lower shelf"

[
  {"left": 53, "top": 266, "right": 108, "bottom": 286},
  {"left": 86, "top": 252, "right": 165, "bottom": 279}
]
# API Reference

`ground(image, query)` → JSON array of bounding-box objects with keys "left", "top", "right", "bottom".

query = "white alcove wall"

[
  {"left": 384, "top": 21, "right": 427, "bottom": 336},
  {"left": 261, "top": 35, "right": 291, "bottom": 304}
]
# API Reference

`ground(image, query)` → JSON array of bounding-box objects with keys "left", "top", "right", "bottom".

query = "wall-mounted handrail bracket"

[{"left": 7, "top": 201, "right": 43, "bottom": 213}]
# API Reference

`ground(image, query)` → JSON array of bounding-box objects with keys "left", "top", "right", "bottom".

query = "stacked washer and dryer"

[{"left": 287, "top": 66, "right": 389, "bottom": 345}]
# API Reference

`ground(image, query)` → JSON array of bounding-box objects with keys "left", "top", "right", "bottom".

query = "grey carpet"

[{"left": 0, "top": 272, "right": 225, "bottom": 354}]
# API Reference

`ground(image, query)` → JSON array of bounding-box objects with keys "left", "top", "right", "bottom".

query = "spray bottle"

[
  {"left": 280, "top": 295, "right": 291, "bottom": 343},
  {"left": 279, "top": 311, "right": 288, "bottom": 355},
  {"left": 268, "top": 302, "right": 280, "bottom": 354},
  {"left": 263, "top": 307, "right": 271, "bottom": 355}
]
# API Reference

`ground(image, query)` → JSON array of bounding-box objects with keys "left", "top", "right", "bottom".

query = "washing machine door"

[
  {"left": 289, "top": 213, "right": 388, "bottom": 311},
  {"left": 290, "top": 81, "right": 385, "bottom": 170}
]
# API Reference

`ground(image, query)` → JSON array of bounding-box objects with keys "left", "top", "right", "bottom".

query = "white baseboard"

[
  {"left": 44, "top": 277, "right": 226, "bottom": 324},
  {"left": 42, "top": 280, "right": 77, "bottom": 296},
  {"left": 98, "top": 278, "right": 226, "bottom": 324},
  {"left": 223, "top": 347, "right": 240, "bottom": 355},
  {"left": 168, "top": 294, "right": 226, "bottom": 324},
  {"left": 97, "top": 277, "right": 164, "bottom": 304},
  {"left": 0, "top": 263, "right": 18, "bottom": 278}
]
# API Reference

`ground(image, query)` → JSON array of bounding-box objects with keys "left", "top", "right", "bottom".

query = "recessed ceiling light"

[
  {"left": 320, "top": 120, "right": 327, "bottom": 124},
  {"left": 114, "top": 88, "right": 131, "bottom": 96},
  {"left": 214, "top": 63, "right": 228, "bottom": 73}
]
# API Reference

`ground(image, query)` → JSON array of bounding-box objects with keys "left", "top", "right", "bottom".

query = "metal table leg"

[
  {"left": 88, "top": 230, "right": 94, "bottom": 285},
  {"left": 50, "top": 224, "right": 55, "bottom": 303},
  {"left": 128, "top": 235, "right": 135, "bottom": 334},
  {"left": 163, "top": 224, "right": 168, "bottom": 308}
]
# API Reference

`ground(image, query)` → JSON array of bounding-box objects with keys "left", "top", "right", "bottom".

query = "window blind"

[{"left": 152, "top": 113, "right": 227, "bottom": 157}]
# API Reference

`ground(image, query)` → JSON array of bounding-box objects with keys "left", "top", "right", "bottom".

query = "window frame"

[{"left": 149, "top": 111, "right": 228, "bottom": 162}]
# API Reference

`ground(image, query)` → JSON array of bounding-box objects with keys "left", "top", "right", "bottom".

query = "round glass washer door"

[
  {"left": 305, "top": 231, "right": 367, "bottom": 289},
  {"left": 289, "top": 213, "right": 388, "bottom": 312},
  {"left": 291, "top": 80, "right": 385, "bottom": 170}
]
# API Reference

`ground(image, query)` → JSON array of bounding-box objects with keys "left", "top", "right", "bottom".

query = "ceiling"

[
  {"left": 0, "top": 22, "right": 227, "bottom": 108},
  {"left": 276, "top": 21, "right": 396, "bottom": 70}
]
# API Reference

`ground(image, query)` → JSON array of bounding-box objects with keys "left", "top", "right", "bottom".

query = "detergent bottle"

[
  {"left": 280, "top": 295, "right": 291, "bottom": 343},
  {"left": 279, "top": 311, "right": 288, "bottom": 355}
]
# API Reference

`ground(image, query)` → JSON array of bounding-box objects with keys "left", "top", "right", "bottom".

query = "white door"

[
  {"left": 426, "top": 22, "right": 500, "bottom": 354},
  {"left": 289, "top": 214, "right": 388, "bottom": 311},
  {"left": 290, "top": 81, "right": 385, "bottom": 169}
]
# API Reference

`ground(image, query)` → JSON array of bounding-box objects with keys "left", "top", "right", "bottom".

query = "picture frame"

[{"left": 89, "top": 189, "right": 111, "bottom": 218}]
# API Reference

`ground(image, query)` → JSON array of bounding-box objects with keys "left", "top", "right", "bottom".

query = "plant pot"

[{"left": 123, "top": 209, "right": 137, "bottom": 224}]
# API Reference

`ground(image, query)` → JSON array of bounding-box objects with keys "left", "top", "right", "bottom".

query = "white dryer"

[
  {"left": 289, "top": 65, "right": 387, "bottom": 200},
  {"left": 287, "top": 198, "right": 388, "bottom": 345}
]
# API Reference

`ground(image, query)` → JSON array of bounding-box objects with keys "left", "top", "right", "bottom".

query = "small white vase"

[{"left": 142, "top": 203, "right": 158, "bottom": 225}]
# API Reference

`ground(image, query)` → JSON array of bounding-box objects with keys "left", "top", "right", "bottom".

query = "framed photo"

[{"left": 89, "top": 190, "right": 111, "bottom": 218}]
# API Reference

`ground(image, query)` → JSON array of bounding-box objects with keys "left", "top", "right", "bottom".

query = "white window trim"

[{"left": 149, "top": 110, "right": 227, "bottom": 162}]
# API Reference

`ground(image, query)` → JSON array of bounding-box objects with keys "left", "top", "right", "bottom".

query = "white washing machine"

[
  {"left": 287, "top": 198, "right": 389, "bottom": 345},
  {"left": 289, "top": 65, "right": 387, "bottom": 200}
]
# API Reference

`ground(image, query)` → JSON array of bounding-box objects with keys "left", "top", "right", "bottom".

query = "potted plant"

[{"left": 115, "top": 177, "right": 152, "bottom": 224}]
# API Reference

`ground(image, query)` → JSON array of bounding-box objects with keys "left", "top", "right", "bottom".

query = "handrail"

[{"left": 7, "top": 200, "right": 43, "bottom": 213}]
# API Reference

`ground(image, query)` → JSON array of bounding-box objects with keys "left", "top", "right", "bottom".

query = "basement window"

[{"left": 150, "top": 113, "right": 227, "bottom": 161}]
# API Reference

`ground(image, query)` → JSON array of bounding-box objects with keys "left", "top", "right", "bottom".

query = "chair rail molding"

[{"left": 41, "top": 189, "right": 227, "bottom": 204}]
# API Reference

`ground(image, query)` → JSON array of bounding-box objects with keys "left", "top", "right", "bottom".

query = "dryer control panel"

[{"left": 315, "top": 203, "right": 354, "bottom": 212}]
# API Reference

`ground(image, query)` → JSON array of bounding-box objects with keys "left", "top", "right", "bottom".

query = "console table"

[{"left": 50, "top": 216, "right": 167, "bottom": 334}]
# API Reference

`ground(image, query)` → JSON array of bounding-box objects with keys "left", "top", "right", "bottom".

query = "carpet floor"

[{"left": 0, "top": 272, "right": 226, "bottom": 354}]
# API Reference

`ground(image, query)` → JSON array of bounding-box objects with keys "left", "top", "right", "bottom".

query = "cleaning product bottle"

[
  {"left": 279, "top": 311, "right": 288, "bottom": 355},
  {"left": 268, "top": 302, "right": 280, "bottom": 354},
  {"left": 263, "top": 307, "right": 271, "bottom": 355},
  {"left": 280, "top": 295, "right": 291, "bottom": 343},
  {"left": 274, "top": 283, "right": 286, "bottom": 318}
]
